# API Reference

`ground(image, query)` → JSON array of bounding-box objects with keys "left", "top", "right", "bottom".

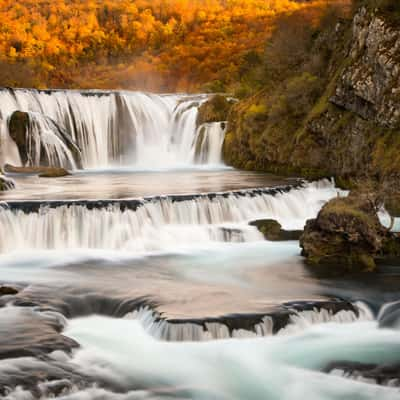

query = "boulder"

[
  {"left": 249, "top": 219, "right": 302, "bottom": 241},
  {"left": 8, "top": 111, "right": 30, "bottom": 165},
  {"left": 300, "top": 194, "right": 400, "bottom": 271},
  {"left": 4, "top": 164, "right": 70, "bottom": 178},
  {"left": 196, "top": 95, "right": 233, "bottom": 127},
  {"left": 0, "top": 286, "right": 18, "bottom": 296},
  {"left": 8, "top": 110, "right": 82, "bottom": 168}
]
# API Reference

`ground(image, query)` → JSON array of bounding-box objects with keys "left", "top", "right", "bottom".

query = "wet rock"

[
  {"left": 39, "top": 168, "right": 70, "bottom": 178},
  {"left": 8, "top": 110, "right": 82, "bottom": 168},
  {"left": 8, "top": 111, "right": 30, "bottom": 165},
  {"left": 196, "top": 95, "right": 233, "bottom": 127},
  {"left": 249, "top": 219, "right": 302, "bottom": 241},
  {"left": 325, "top": 361, "right": 400, "bottom": 387},
  {"left": 300, "top": 194, "right": 400, "bottom": 271},
  {"left": 0, "top": 174, "right": 15, "bottom": 191},
  {"left": 0, "top": 306, "right": 79, "bottom": 362},
  {"left": 378, "top": 300, "right": 400, "bottom": 328},
  {"left": 0, "top": 357, "right": 98, "bottom": 398},
  {"left": 0, "top": 286, "right": 19, "bottom": 296},
  {"left": 4, "top": 164, "right": 70, "bottom": 177},
  {"left": 4, "top": 184, "right": 299, "bottom": 213},
  {"left": 166, "top": 300, "right": 358, "bottom": 338}
]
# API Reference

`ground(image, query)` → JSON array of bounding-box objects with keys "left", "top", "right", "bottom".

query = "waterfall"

[
  {"left": 20, "top": 112, "right": 79, "bottom": 169},
  {"left": 0, "top": 89, "right": 226, "bottom": 169},
  {"left": 126, "top": 302, "right": 372, "bottom": 342},
  {"left": 0, "top": 180, "right": 339, "bottom": 253},
  {"left": 194, "top": 122, "right": 226, "bottom": 164}
]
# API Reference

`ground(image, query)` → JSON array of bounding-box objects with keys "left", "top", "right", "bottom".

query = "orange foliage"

[{"left": 0, "top": 0, "right": 349, "bottom": 91}]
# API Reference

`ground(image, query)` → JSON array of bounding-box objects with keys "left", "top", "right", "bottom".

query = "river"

[{"left": 0, "top": 89, "right": 399, "bottom": 399}]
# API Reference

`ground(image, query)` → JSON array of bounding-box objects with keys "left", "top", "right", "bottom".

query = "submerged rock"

[
  {"left": 249, "top": 219, "right": 302, "bottom": 241},
  {"left": 196, "top": 95, "right": 233, "bottom": 127},
  {"left": 4, "top": 164, "right": 70, "bottom": 178},
  {"left": 300, "top": 194, "right": 400, "bottom": 271}
]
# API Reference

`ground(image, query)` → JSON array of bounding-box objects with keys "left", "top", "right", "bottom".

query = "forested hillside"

[
  {"left": 0, "top": 0, "right": 343, "bottom": 90},
  {"left": 222, "top": 0, "right": 400, "bottom": 183}
]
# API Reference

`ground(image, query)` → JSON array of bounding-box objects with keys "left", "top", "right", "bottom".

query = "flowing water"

[
  {"left": 0, "top": 89, "right": 225, "bottom": 169},
  {"left": 0, "top": 89, "right": 399, "bottom": 400}
]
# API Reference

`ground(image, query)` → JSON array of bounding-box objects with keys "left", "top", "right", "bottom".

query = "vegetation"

[
  {"left": 223, "top": 0, "right": 400, "bottom": 188},
  {"left": 223, "top": 3, "right": 351, "bottom": 172},
  {"left": 196, "top": 95, "right": 233, "bottom": 126},
  {"left": 300, "top": 191, "right": 400, "bottom": 271},
  {"left": 0, "top": 0, "right": 340, "bottom": 91}
]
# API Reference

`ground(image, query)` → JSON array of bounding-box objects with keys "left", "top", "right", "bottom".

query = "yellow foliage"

[{"left": 0, "top": 0, "right": 349, "bottom": 91}]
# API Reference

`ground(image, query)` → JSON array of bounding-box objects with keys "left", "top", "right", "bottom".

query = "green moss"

[
  {"left": 196, "top": 95, "right": 232, "bottom": 127},
  {"left": 246, "top": 103, "right": 267, "bottom": 117},
  {"left": 371, "top": 128, "right": 400, "bottom": 175},
  {"left": 322, "top": 198, "right": 375, "bottom": 229}
]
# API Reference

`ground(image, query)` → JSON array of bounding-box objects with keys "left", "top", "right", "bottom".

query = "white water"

[
  {"left": 125, "top": 301, "right": 374, "bottom": 342},
  {"left": 20, "top": 111, "right": 78, "bottom": 169},
  {"left": 194, "top": 122, "right": 227, "bottom": 164},
  {"left": 55, "top": 316, "right": 400, "bottom": 400},
  {"left": 0, "top": 180, "right": 340, "bottom": 253},
  {"left": 0, "top": 89, "right": 226, "bottom": 169}
]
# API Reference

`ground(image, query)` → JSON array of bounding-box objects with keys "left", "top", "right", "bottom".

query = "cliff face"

[
  {"left": 332, "top": 7, "right": 400, "bottom": 128},
  {"left": 223, "top": 7, "right": 400, "bottom": 182}
]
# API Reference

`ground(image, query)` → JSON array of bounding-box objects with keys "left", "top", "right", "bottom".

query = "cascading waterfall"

[
  {"left": 0, "top": 89, "right": 226, "bottom": 169},
  {"left": 0, "top": 180, "right": 339, "bottom": 253},
  {"left": 194, "top": 122, "right": 227, "bottom": 164},
  {"left": 22, "top": 112, "right": 79, "bottom": 169},
  {"left": 126, "top": 301, "right": 374, "bottom": 342}
]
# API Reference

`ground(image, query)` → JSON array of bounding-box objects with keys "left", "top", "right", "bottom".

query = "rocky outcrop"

[
  {"left": 8, "top": 111, "right": 30, "bottom": 165},
  {"left": 8, "top": 111, "right": 82, "bottom": 169},
  {"left": 300, "top": 194, "right": 400, "bottom": 271},
  {"left": 331, "top": 7, "right": 400, "bottom": 128},
  {"left": 196, "top": 95, "right": 233, "bottom": 127},
  {"left": 249, "top": 219, "right": 302, "bottom": 241},
  {"left": 224, "top": 7, "right": 400, "bottom": 182}
]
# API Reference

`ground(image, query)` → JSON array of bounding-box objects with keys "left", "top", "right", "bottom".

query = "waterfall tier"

[
  {"left": 0, "top": 180, "right": 339, "bottom": 253},
  {"left": 0, "top": 89, "right": 226, "bottom": 169}
]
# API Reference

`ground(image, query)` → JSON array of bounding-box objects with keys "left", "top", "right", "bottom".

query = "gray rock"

[{"left": 331, "top": 7, "right": 400, "bottom": 128}]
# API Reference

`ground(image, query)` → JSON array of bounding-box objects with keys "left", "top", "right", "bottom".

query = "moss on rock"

[
  {"left": 196, "top": 95, "right": 233, "bottom": 127},
  {"left": 8, "top": 110, "right": 82, "bottom": 168},
  {"left": 300, "top": 194, "right": 400, "bottom": 271},
  {"left": 249, "top": 219, "right": 302, "bottom": 241},
  {"left": 223, "top": 7, "right": 400, "bottom": 183}
]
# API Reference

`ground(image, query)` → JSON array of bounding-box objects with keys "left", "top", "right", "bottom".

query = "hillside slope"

[
  {"left": 0, "top": 0, "right": 330, "bottom": 91},
  {"left": 223, "top": 3, "right": 400, "bottom": 183}
]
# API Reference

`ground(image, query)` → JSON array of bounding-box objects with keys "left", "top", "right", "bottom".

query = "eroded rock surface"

[
  {"left": 300, "top": 194, "right": 400, "bottom": 270},
  {"left": 196, "top": 95, "right": 233, "bottom": 127}
]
